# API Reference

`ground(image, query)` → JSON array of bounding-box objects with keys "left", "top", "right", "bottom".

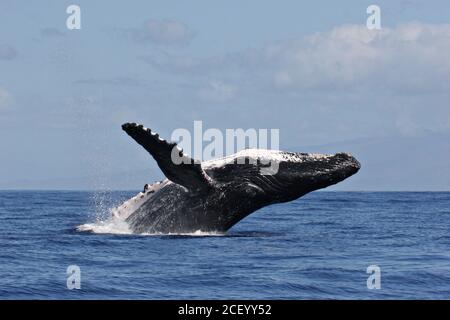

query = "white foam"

[
  {"left": 140, "top": 230, "right": 225, "bottom": 237},
  {"left": 76, "top": 218, "right": 132, "bottom": 235},
  {"left": 76, "top": 219, "right": 224, "bottom": 236}
]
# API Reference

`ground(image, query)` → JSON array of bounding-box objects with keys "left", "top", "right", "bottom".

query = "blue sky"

[{"left": 1, "top": 0, "right": 450, "bottom": 190}]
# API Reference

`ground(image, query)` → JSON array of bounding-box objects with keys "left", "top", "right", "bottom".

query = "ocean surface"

[{"left": 0, "top": 191, "right": 449, "bottom": 299}]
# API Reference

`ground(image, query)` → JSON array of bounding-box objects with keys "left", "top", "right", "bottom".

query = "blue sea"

[{"left": 0, "top": 191, "right": 449, "bottom": 299}]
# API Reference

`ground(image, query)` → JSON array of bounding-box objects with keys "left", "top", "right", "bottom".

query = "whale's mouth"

[
  {"left": 302, "top": 152, "right": 360, "bottom": 190},
  {"left": 329, "top": 152, "right": 361, "bottom": 180},
  {"left": 297, "top": 152, "right": 360, "bottom": 181}
]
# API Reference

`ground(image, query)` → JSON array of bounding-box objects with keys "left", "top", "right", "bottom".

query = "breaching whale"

[{"left": 113, "top": 123, "right": 360, "bottom": 234}]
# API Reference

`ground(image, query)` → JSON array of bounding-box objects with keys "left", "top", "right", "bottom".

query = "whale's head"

[
  {"left": 266, "top": 152, "right": 361, "bottom": 202},
  {"left": 203, "top": 150, "right": 360, "bottom": 229},
  {"left": 204, "top": 150, "right": 360, "bottom": 204}
]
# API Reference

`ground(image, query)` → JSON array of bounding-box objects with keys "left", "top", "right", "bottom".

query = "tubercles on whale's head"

[{"left": 265, "top": 152, "right": 361, "bottom": 202}]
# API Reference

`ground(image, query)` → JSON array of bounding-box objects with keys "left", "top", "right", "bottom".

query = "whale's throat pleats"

[{"left": 122, "top": 123, "right": 213, "bottom": 191}]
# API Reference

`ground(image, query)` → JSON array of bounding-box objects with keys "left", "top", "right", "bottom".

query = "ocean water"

[{"left": 0, "top": 191, "right": 449, "bottom": 299}]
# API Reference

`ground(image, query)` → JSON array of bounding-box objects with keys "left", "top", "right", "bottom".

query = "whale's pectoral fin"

[{"left": 122, "top": 123, "right": 213, "bottom": 191}]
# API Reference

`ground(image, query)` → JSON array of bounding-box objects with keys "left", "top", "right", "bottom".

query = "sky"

[{"left": 1, "top": 0, "right": 450, "bottom": 190}]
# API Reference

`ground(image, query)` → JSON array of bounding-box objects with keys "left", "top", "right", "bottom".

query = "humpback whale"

[{"left": 114, "top": 123, "right": 360, "bottom": 234}]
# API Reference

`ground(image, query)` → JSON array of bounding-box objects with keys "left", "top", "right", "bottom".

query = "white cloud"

[
  {"left": 130, "top": 19, "right": 194, "bottom": 46},
  {"left": 139, "top": 22, "right": 450, "bottom": 139},
  {"left": 259, "top": 23, "right": 450, "bottom": 91},
  {"left": 197, "top": 81, "right": 238, "bottom": 102},
  {"left": 144, "top": 22, "right": 450, "bottom": 94}
]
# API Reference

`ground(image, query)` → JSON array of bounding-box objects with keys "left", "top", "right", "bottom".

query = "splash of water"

[
  {"left": 76, "top": 219, "right": 132, "bottom": 234},
  {"left": 77, "top": 219, "right": 225, "bottom": 236},
  {"left": 77, "top": 190, "right": 225, "bottom": 236},
  {"left": 77, "top": 190, "right": 134, "bottom": 234}
]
